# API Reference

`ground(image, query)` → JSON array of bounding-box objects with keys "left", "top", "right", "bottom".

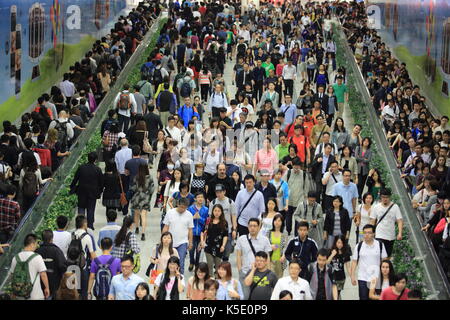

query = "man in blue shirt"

[
  {"left": 187, "top": 193, "right": 209, "bottom": 272},
  {"left": 108, "top": 255, "right": 144, "bottom": 300},
  {"left": 97, "top": 210, "right": 121, "bottom": 247},
  {"left": 178, "top": 97, "right": 199, "bottom": 128},
  {"left": 235, "top": 174, "right": 265, "bottom": 236},
  {"left": 279, "top": 94, "right": 297, "bottom": 125},
  {"left": 331, "top": 169, "right": 359, "bottom": 219}
]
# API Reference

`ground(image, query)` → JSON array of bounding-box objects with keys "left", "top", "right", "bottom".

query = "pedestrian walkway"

[{"left": 70, "top": 40, "right": 360, "bottom": 300}]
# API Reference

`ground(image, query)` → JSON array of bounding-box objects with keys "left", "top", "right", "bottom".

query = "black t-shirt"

[
  {"left": 330, "top": 250, "right": 352, "bottom": 281},
  {"left": 204, "top": 221, "right": 228, "bottom": 257},
  {"left": 246, "top": 269, "right": 278, "bottom": 300}
]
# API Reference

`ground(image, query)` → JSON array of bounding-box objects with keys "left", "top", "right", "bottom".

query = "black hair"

[
  {"left": 317, "top": 248, "right": 330, "bottom": 258},
  {"left": 193, "top": 262, "right": 210, "bottom": 290},
  {"left": 121, "top": 254, "right": 134, "bottom": 265},
  {"left": 297, "top": 221, "right": 309, "bottom": 230},
  {"left": 42, "top": 230, "right": 54, "bottom": 243},
  {"left": 271, "top": 213, "right": 285, "bottom": 233},
  {"left": 106, "top": 209, "right": 117, "bottom": 222},
  {"left": 56, "top": 215, "right": 68, "bottom": 229},
  {"left": 362, "top": 224, "right": 375, "bottom": 233},
  {"left": 248, "top": 217, "right": 261, "bottom": 226},
  {"left": 115, "top": 216, "right": 133, "bottom": 247},
  {"left": 100, "top": 237, "right": 113, "bottom": 250},
  {"left": 135, "top": 282, "right": 153, "bottom": 300},
  {"left": 24, "top": 234, "right": 38, "bottom": 247},
  {"left": 279, "top": 290, "right": 293, "bottom": 299},
  {"left": 255, "top": 251, "right": 269, "bottom": 260},
  {"left": 75, "top": 215, "right": 87, "bottom": 229}
]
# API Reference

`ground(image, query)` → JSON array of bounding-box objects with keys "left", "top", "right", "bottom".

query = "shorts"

[
  {"left": 376, "top": 238, "right": 394, "bottom": 257},
  {"left": 299, "top": 62, "right": 307, "bottom": 72},
  {"left": 335, "top": 279, "right": 346, "bottom": 291}
]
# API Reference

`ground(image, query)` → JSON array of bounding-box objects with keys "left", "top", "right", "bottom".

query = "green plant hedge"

[
  {"left": 333, "top": 26, "right": 426, "bottom": 295},
  {"left": 34, "top": 18, "right": 168, "bottom": 235}
]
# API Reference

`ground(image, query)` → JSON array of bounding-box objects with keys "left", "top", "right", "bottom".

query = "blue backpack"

[
  {"left": 180, "top": 80, "right": 192, "bottom": 98},
  {"left": 93, "top": 257, "right": 115, "bottom": 299},
  {"left": 141, "top": 62, "right": 155, "bottom": 81}
]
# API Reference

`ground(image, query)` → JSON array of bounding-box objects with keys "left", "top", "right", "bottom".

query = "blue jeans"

[
  {"left": 189, "top": 235, "right": 202, "bottom": 266},
  {"left": 175, "top": 243, "right": 188, "bottom": 274},
  {"left": 358, "top": 280, "right": 369, "bottom": 300}
]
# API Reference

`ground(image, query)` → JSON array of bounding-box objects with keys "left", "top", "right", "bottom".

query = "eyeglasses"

[{"left": 121, "top": 264, "right": 133, "bottom": 269}]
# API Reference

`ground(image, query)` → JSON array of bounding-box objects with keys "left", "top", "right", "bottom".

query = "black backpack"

[
  {"left": 152, "top": 68, "right": 163, "bottom": 85},
  {"left": 22, "top": 170, "right": 38, "bottom": 198},
  {"left": 54, "top": 120, "right": 69, "bottom": 148},
  {"left": 67, "top": 232, "right": 88, "bottom": 269}
]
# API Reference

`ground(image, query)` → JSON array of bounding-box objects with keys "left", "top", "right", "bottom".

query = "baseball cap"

[
  {"left": 245, "top": 121, "right": 254, "bottom": 128},
  {"left": 260, "top": 169, "right": 271, "bottom": 176},
  {"left": 215, "top": 184, "right": 225, "bottom": 192}
]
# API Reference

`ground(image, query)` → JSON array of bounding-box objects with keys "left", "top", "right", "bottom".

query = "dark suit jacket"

[
  {"left": 236, "top": 70, "right": 253, "bottom": 89},
  {"left": 144, "top": 112, "right": 164, "bottom": 141},
  {"left": 311, "top": 153, "right": 336, "bottom": 183},
  {"left": 71, "top": 163, "right": 104, "bottom": 205},
  {"left": 313, "top": 93, "right": 329, "bottom": 114}
]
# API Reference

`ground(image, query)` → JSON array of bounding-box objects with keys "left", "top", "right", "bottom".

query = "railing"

[
  {"left": 334, "top": 24, "right": 450, "bottom": 300},
  {"left": 0, "top": 13, "right": 165, "bottom": 290}
]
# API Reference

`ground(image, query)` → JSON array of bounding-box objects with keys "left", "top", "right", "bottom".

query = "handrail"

[
  {"left": 334, "top": 24, "right": 450, "bottom": 300},
  {"left": 0, "top": 13, "right": 165, "bottom": 290}
]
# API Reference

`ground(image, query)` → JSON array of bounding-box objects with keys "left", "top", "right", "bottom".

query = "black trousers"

[
  {"left": 285, "top": 206, "right": 296, "bottom": 236},
  {"left": 284, "top": 79, "right": 294, "bottom": 97},
  {"left": 254, "top": 81, "right": 264, "bottom": 101}
]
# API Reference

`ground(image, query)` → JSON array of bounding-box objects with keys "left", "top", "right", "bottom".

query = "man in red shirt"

[
  {"left": 289, "top": 124, "right": 311, "bottom": 166},
  {"left": 285, "top": 115, "right": 304, "bottom": 139}
]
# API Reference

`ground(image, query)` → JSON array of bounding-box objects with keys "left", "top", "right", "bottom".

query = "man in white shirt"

[
  {"left": 114, "top": 139, "right": 133, "bottom": 175},
  {"left": 271, "top": 259, "right": 312, "bottom": 300},
  {"left": 370, "top": 188, "right": 403, "bottom": 258},
  {"left": 350, "top": 224, "right": 388, "bottom": 300},
  {"left": 73, "top": 215, "right": 97, "bottom": 300},
  {"left": 433, "top": 115, "right": 450, "bottom": 133},
  {"left": 164, "top": 116, "right": 182, "bottom": 145},
  {"left": 59, "top": 73, "right": 76, "bottom": 103},
  {"left": 10, "top": 234, "right": 50, "bottom": 300},
  {"left": 236, "top": 218, "right": 271, "bottom": 299},
  {"left": 282, "top": 59, "right": 297, "bottom": 97},
  {"left": 113, "top": 84, "right": 137, "bottom": 133},
  {"left": 162, "top": 198, "right": 194, "bottom": 275},
  {"left": 52, "top": 215, "right": 72, "bottom": 258},
  {"left": 321, "top": 161, "right": 343, "bottom": 210},
  {"left": 238, "top": 25, "right": 251, "bottom": 42},
  {"left": 381, "top": 99, "right": 398, "bottom": 129},
  {"left": 208, "top": 84, "right": 229, "bottom": 118}
]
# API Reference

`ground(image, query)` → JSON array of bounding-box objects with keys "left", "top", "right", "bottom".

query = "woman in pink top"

[
  {"left": 186, "top": 262, "right": 210, "bottom": 300},
  {"left": 254, "top": 138, "right": 279, "bottom": 176},
  {"left": 380, "top": 273, "right": 410, "bottom": 300}
]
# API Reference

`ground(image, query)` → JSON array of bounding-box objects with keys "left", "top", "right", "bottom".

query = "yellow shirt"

[{"left": 154, "top": 84, "right": 174, "bottom": 99}]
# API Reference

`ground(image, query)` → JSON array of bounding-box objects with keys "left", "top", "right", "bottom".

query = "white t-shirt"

[
  {"left": 10, "top": 251, "right": 47, "bottom": 300},
  {"left": 155, "top": 273, "right": 186, "bottom": 300},
  {"left": 52, "top": 230, "right": 72, "bottom": 258},
  {"left": 73, "top": 229, "right": 95, "bottom": 260},
  {"left": 322, "top": 171, "right": 343, "bottom": 195},
  {"left": 163, "top": 208, "right": 194, "bottom": 247},
  {"left": 352, "top": 240, "right": 388, "bottom": 282},
  {"left": 370, "top": 203, "right": 402, "bottom": 241}
]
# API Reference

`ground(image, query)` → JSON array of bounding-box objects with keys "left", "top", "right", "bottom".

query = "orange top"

[
  {"left": 187, "top": 278, "right": 206, "bottom": 300},
  {"left": 34, "top": 106, "right": 53, "bottom": 119}
]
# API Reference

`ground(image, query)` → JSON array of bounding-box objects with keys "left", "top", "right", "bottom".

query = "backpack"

[
  {"left": 141, "top": 62, "right": 155, "bottom": 80},
  {"left": 11, "top": 253, "right": 39, "bottom": 299},
  {"left": 54, "top": 120, "right": 69, "bottom": 148},
  {"left": 67, "top": 232, "right": 88, "bottom": 269},
  {"left": 22, "top": 171, "right": 38, "bottom": 198},
  {"left": 118, "top": 92, "right": 131, "bottom": 111},
  {"left": 180, "top": 80, "right": 192, "bottom": 98},
  {"left": 356, "top": 240, "right": 383, "bottom": 263},
  {"left": 93, "top": 257, "right": 115, "bottom": 299},
  {"left": 152, "top": 68, "right": 163, "bottom": 85}
]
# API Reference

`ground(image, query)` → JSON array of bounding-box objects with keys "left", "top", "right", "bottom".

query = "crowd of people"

[
  {"left": 1, "top": 0, "right": 428, "bottom": 301},
  {"left": 340, "top": 1, "right": 450, "bottom": 282},
  {"left": 0, "top": 0, "right": 161, "bottom": 250}
]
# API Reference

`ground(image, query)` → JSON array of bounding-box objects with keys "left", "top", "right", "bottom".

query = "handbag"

[
  {"left": 142, "top": 131, "right": 152, "bottom": 154},
  {"left": 118, "top": 175, "right": 128, "bottom": 207},
  {"left": 146, "top": 245, "right": 163, "bottom": 284}
]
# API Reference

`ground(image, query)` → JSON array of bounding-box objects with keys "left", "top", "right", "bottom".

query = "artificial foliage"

[{"left": 333, "top": 26, "right": 426, "bottom": 296}]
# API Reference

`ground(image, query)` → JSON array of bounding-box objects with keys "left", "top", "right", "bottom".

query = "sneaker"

[
  {"left": 135, "top": 227, "right": 139, "bottom": 234},
  {"left": 188, "top": 264, "right": 194, "bottom": 272},
  {"left": 141, "top": 233, "right": 145, "bottom": 241}
]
